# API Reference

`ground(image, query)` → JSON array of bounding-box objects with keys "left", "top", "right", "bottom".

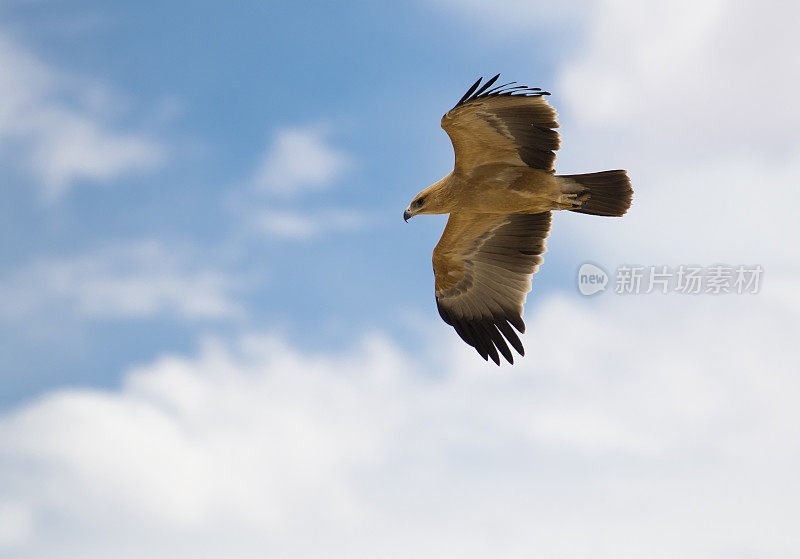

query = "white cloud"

[
  {"left": 0, "top": 241, "right": 243, "bottom": 322},
  {"left": 558, "top": 0, "right": 800, "bottom": 154},
  {"left": 249, "top": 208, "right": 365, "bottom": 240},
  {"left": 551, "top": 0, "right": 800, "bottom": 267},
  {"left": 1, "top": 289, "right": 798, "bottom": 558},
  {"left": 0, "top": 31, "right": 165, "bottom": 201},
  {"left": 0, "top": 502, "right": 33, "bottom": 547},
  {"left": 251, "top": 125, "right": 350, "bottom": 195},
  {"left": 239, "top": 124, "right": 359, "bottom": 240}
]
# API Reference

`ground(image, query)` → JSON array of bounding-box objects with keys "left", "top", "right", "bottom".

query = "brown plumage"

[{"left": 404, "top": 74, "right": 633, "bottom": 365}]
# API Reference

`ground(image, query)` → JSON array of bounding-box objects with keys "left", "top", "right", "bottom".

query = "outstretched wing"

[
  {"left": 433, "top": 211, "right": 551, "bottom": 365},
  {"left": 442, "top": 74, "right": 560, "bottom": 174}
]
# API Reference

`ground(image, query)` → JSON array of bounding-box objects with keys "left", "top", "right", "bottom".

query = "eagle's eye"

[{"left": 415, "top": 197, "right": 425, "bottom": 207}]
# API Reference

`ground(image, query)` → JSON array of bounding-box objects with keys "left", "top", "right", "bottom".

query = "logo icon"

[{"left": 577, "top": 263, "right": 608, "bottom": 296}]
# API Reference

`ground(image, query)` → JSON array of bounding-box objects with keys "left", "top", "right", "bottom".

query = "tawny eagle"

[{"left": 404, "top": 74, "right": 633, "bottom": 365}]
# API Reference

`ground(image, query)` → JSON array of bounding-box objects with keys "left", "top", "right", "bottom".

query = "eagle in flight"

[{"left": 404, "top": 74, "right": 633, "bottom": 365}]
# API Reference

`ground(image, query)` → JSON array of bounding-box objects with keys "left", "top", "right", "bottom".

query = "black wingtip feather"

[
  {"left": 453, "top": 74, "right": 550, "bottom": 109},
  {"left": 475, "top": 322, "right": 501, "bottom": 365},
  {"left": 467, "top": 330, "right": 489, "bottom": 361},
  {"left": 472, "top": 73, "right": 500, "bottom": 98},
  {"left": 469, "top": 322, "right": 494, "bottom": 362},
  {"left": 486, "top": 342, "right": 500, "bottom": 366},
  {"left": 482, "top": 321, "right": 513, "bottom": 364},
  {"left": 506, "top": 313, "right": 526, "bottom": 334},
  {"left": 456, "top": 76, "right": 483, "bottom": 107},
  {"left": 439, "top": 301, "right": 522, "bottom": 365},
  {"left": 496, "top": 320, "right": 524, "bottom": 357},
  {"left": 484, "top": 81, "right": 516, "bottom": 96}
]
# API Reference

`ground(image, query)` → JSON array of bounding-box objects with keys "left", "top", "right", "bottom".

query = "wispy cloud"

[
  {"left": 238, "top": 124, "right": 361, "bottom": 240},
  {"left": 250, "top": 124, "right": 350, "bottom": 196},
  {"left": 1, "top": 291, "right": 798, "bottom": 557},
  {"left": 0, "top": 241, "right": 243, "bottom": 322},
  {"left": 0, "top": 31, "right": 165, "bottom": 201},
  {"left": 249, "top": 208, "right": 365, "bottom": 240}
]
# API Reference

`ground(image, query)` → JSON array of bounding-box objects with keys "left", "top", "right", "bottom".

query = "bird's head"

[
  {"left": 404, "top": 177, "right": 452, "bottom": 222},
  {"left": 403, "top": 192, "right": 429, "bottom": 222}
]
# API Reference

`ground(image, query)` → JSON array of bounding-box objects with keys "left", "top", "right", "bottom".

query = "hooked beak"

[{"left": 403, "top": 209, "right": 412, "bottom": 222}]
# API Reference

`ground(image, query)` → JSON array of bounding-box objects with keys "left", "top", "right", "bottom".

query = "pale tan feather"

[
  {"left": 441, "top": 95, "right": 560, "bottom": 174},
  {"left": 432, "top": 211, "right": 551, "bottom": 364}
]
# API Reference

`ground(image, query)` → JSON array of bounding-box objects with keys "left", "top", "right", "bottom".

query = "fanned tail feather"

[{"left": 560, "top": 170, "right": 633, "bottom": 217}]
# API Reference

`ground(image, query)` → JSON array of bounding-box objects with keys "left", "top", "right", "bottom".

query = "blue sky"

[
  {"left": 1, "top": 1, "right": 800, "bottom": 557},
  {"left": 0, "top": 0, "right": 591, "bottom": 405}
]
